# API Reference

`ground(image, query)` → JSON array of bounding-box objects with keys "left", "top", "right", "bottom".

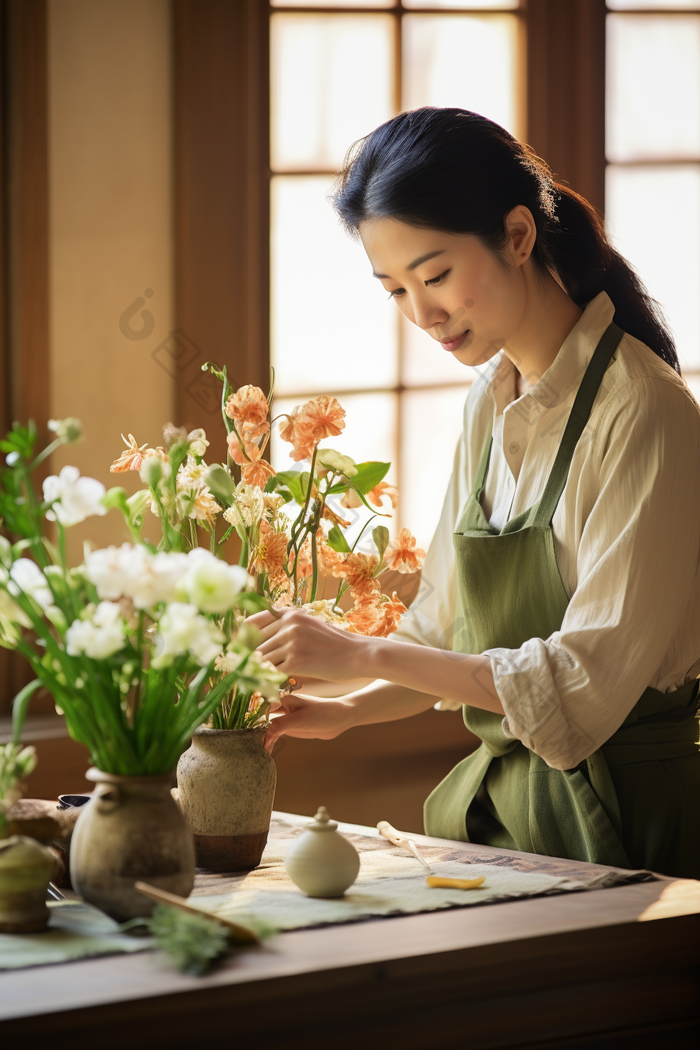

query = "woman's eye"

[
  {"left": 425, "top": 269, "right": 450, "bottom": 287},
  {"left": 388, "top": 287, "right": 406, "bottom": 300}
]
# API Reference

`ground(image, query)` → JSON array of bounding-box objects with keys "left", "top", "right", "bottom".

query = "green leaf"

[
  {"left": 326, "top": 525, "right": 351, "bottom": 553},
  {"left": 372, "top": 525, "right": 390, "bottom": 560},
  {"left": 235, "top": 592, "right": 270, "bottom": 614},
  {"left": 12, "top": 679, "right": 43, "bottom": 746},
  {"left": 327, "top": 461, "right": 389, "bottom": 496},
  {"left": 272, "top": 471, "right": 306, "bottom": 505}
]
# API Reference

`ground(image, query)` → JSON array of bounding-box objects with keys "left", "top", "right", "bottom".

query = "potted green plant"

[{"left": 0, "top": 420, "right": 280, "bottom": 918}]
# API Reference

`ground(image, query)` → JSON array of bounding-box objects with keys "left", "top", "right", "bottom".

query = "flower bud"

[
  {"left": 48, "top": 417, "right": 83, "bottom": 444},
  {"left": 204, "top": 464, "right": 236, "bottom": 503},
  {"left": 140, "top": 455, "right": 163, "bottom": 488}
]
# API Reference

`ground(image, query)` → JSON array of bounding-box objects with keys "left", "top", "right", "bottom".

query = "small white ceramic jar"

[{"left": 284, "top": 807, "right": 360, "bottom": 898}]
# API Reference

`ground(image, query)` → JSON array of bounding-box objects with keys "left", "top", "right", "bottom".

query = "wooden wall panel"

[
  {"left": 0, "top": 0, "right": 49, "bottom": 713},
  {"left": 526, "top": 0, "right": 606, "bottom": 215},
  {"left": 174, "top": 0, "right": 270, "bottom": 434}
]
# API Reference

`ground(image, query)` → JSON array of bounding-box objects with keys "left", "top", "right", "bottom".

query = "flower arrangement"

[
  {"left": 110, "top": 364, "right": 426, "bottom": 726},
  {"left": 0, "top": 420, "right": 284, "bottom": 774}
]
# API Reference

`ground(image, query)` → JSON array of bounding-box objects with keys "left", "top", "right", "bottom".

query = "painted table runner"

[
  {"left": 189, "top": 815, "right": 659, "bottom": 933},
  {"left": 0, "top": 813, "right": 659, "bottom": 970}
]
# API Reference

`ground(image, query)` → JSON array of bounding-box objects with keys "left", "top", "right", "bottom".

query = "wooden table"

[{"left": 1, "top": 812, "right": 699, "bottom": 1050}]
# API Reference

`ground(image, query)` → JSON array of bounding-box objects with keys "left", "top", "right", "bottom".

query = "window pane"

[
  {"left": 606, "top": 14, "right": 700, "bottom": 161},
  {"left": 400, "top": 385, "right": 470, "bottom": 550},
  {"left": 403, "top": 15, "right": 519, "bottom": 136},
  {"left": 271, "top": 391, "right": 399, "bottom": 546},
  {"left": 271, "top": 13, "right": 394, "bottom": 171},
  {"left": 271, "top": 176, "right": 399, "bottom": 395},
  {"left": 401, "top": 314, "right": 475, "bottom": 387},
  {"left": 404, "top": 0, "right": 517, "bottom": 7},
  {"left": 606, "top": 164, "right": 700, "bottom": 370},
  {"left": 608, "top": 1, "right": 700, "bottom": 9},
  {"left": 272, "top": 0, "right": 394, "bottom": 7}
]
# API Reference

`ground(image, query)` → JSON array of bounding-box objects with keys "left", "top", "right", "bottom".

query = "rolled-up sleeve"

[{"left": 485, "top": 377, "right": 700, "bottom": 770}]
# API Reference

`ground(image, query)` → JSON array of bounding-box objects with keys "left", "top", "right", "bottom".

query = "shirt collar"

[{"left": 485, "top": 292, "right": 616, "bottom": 415}]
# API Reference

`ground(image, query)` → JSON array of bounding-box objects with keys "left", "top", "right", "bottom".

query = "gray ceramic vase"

[
  {"left": 70, "top": 768, "right": 195, "bottom": 922},
  {"left": 176, "top": 725, "right": 276, "bottom": 872}
]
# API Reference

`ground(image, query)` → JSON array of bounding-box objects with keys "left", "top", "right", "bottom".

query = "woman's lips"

[{"left": 440, "top": 330, "right": 469, "bottom": 353}]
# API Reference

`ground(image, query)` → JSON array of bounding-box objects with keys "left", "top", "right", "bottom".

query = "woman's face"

[{"left": 359, "top": 213, "right": 532, "bottom": 369}]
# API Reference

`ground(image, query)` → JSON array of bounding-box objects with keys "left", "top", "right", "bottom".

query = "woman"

[{"left": 250, "top": 108, "right": 700, "bottom": 878}]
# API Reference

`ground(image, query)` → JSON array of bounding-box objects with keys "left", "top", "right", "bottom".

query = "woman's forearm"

[
  {"left": 357, "top": 638, "right": 504, "bottom": 716},
  {"left": 341, "top": 678, "right": 441, "bottom": 725}
]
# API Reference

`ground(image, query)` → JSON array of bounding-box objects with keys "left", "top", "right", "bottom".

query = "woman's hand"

[
  {"left": 246, "top": 607, "right": 368, "bottom": 682},
  {"left": 263, "top": 693, "right": 355, "bottom": 753}
]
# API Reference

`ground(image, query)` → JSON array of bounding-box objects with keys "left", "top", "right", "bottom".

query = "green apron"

[{"left": 424, "top": 323, "right": 700, "bottom": 878}]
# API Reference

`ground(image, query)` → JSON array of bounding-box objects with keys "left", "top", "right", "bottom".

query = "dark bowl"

[{"left": 57, "top": 794, "right": 92, "bottom": 811}]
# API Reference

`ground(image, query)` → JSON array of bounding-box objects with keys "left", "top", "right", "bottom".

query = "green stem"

[{"left": 310, "top": 527, "right": 319, "bottom": 603}]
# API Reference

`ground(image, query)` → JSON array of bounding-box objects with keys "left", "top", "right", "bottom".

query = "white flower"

[
  {"left": 177, "top": 456, "right": 209, "bottom": 492},
  {"left": 179, "top": 548, "right": 251, "bottom": 613},
  {"left": 65, "top": 601, "right": 126, "bottom": 660},
  {"left": 241, "top": 650, "right": 287, "bottom": 699},
  {"left": 9, "top": 559, "right": 54, "bottom": 610},
  {"left": 84, "top": 544, "right": 188, "bottom": 609},
  {"left": 153, "top": 602, "right": 224, "bottom": 667},
  {"left": 224, "top": 482, "right": 264, "bottom": 530},
  {"left": 187, "top": 428, "right": 209, "bottom": 458},
  {"left": 43, "top": 466, "right": 107, "bottom": 527},
  {"left": 214, "top": 647, "right": 246, "bottom": 674},
  {"left": 0, "top": 586, "right": 32, "bottom": 644}
]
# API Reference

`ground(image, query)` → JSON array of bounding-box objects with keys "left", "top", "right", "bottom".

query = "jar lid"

[{"left": 305, "top": 806, "right": 338, "bottom": 832}]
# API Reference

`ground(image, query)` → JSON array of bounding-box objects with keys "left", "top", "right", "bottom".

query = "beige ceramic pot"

[
  {"left": 70, "top": 768, "right": 195, "bottom": 922},
  {"left": 177, "top": 725, "right": 276, "bottom": 872}
]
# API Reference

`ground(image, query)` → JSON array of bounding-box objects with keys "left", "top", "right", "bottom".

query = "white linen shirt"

[{"left": 392, "top": 292, "right": 700, "bottom": 770}]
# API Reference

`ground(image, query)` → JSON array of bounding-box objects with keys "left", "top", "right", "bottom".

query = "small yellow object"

[{"left": 426, "top": 875, "right": 486, "bottom": 890}]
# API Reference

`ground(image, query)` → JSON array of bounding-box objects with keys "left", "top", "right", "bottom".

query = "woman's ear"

[{"left": 504, "top": 205, "right": 537, "bottom": 267}]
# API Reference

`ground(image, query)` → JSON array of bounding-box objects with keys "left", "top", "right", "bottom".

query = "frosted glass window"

[
  {"left": 403, "top": 15, "right": 519, "bottom": 136},
  {"left": 401, "top": 314, "right": 476, "bottom": 387},
  {"left": 400, "top": 385, "right": 471, "bottom": 550},
  {"left": 608, "top": 1, "right": 700, "bottom": 9},
  {"left": 606, "top": 15, "right": 700, "bottom": 162},
  {"left": 271, "top": 391, "right": 399, "bottom": 546},
  {"left": 271, "top": 176, "right": 399, "bottom": 395},
  {"left": 271, "top": 14, "right": 394, "bottom": 171},
  {"left": 404, "top": 0, "right": 517, "bottom": 7},
  {"left": 606, "top": 164, "right": 700, "bottom": 370}
]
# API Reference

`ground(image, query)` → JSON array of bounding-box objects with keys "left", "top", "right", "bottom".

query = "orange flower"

[
  {"left": 241, "top": 458, "right": 276, "bottom": 489},
  {"left": 321, "top": 503, "right": 351, "bottom": 530},
  {"left": 317, "top": 534, "right": 345, "bottom": 578},
  {"left": 345, "top": 595, "right": 383, "bottom": 635},
  {"left": 299, "top": 395, "right": 346, "bottom": 444},
  {"left": 384, "top": 528, "right": 426, "bottom": 574},
  {"left": 226, "top": 427, "right": 265, "bottom": 466},
  {"left": 110, "top": 434, "right": 150, "bottom": 473},
  {"left": 279, "top": 407, "right": 315, "bottom": 462},
  {"left": 225, "top": 385, "right": 269, "bottom": 427},
  {"left": 367, "top": 482, "right": 399, "bottom": 510},
  {"left": 341, "top": 552, "right": 380, "bottom": 602},
  {"left": 377, "top": 591, "right": 407, "bottom": 636},
  {"left": 248, "top": 519, "right": 288, "bottom": 583}
]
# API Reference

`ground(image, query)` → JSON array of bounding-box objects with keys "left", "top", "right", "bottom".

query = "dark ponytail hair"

[{"left": 332, "top": 107, "right": 680, "bottom": 374}]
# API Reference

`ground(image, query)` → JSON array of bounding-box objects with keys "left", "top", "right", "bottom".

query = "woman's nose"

[{"left": 411, "top": 293, "right": 448, "bottom": 332}]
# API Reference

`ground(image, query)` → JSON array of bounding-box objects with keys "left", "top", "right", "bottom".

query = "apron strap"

[
  {"left": 533, "top": 322, "right": 624, "bottom": 528},
  {"left": 473, "top": 428, "right": 493, "bottom": 504}
]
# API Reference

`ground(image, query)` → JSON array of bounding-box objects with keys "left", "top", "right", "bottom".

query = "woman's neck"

[{"left": 503, "top": 264, "right": 583, "bottom": 387}]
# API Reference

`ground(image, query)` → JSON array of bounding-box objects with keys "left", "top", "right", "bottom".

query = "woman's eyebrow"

[{"left": 372, "top": 249, "right": 446, "bottom": 280}]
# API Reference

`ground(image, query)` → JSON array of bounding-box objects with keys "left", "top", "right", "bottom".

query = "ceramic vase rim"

[
  {"left": 194, "top": 724, "right": 269, "bottom": 738},
  {"left": 85, "top": 767, "right": 176, "bottom": 787}
]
